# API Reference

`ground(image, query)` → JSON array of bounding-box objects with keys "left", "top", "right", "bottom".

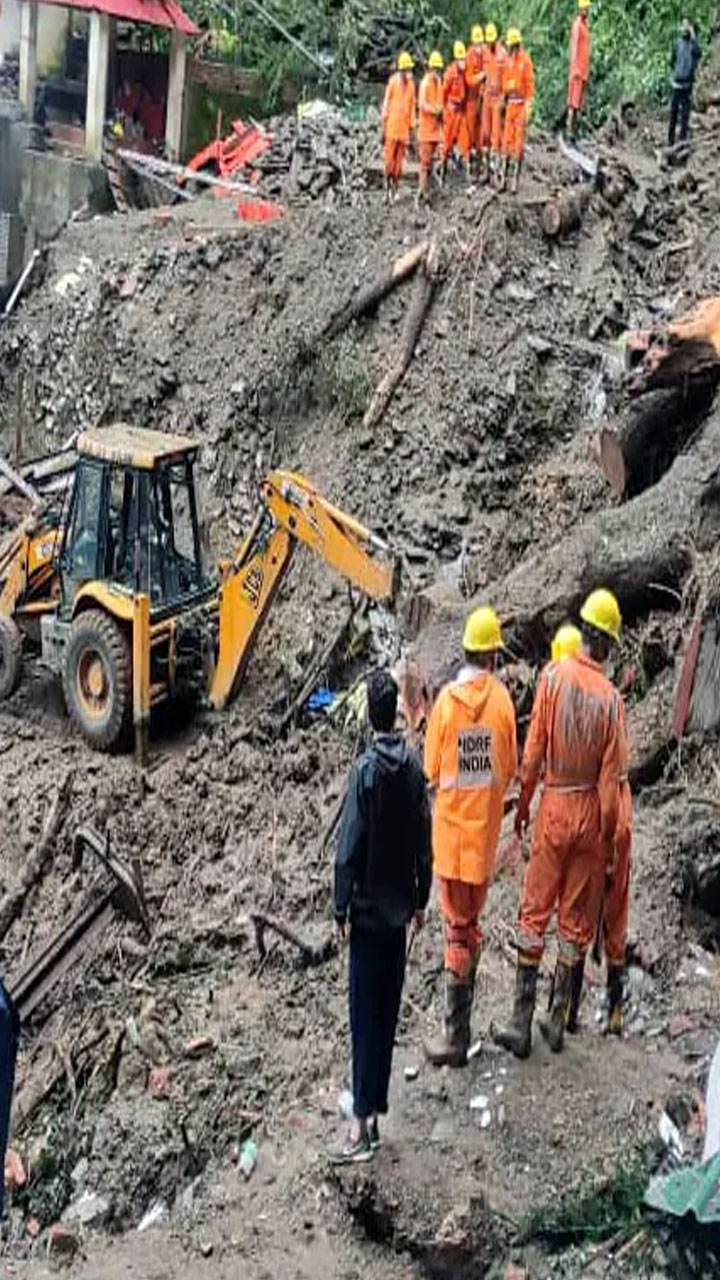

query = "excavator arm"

[{"left": 209, "top": 470, "right": 397, "bottom": 710}]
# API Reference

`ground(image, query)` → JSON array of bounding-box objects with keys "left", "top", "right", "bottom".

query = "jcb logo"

[{"left": 243, "top": 566, "right": 264, "bottom": 609}]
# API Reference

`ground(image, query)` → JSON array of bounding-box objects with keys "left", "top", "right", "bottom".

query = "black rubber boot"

[
  {"left": 606, "top": 964, "right": 624, "bottom": 1036},
  {"left": 491, "top": 957, "right": 538, "bottom": 1059},
  {"left": 540, "top": 958, "right": 574, "bottom": 1053},
  {"left": 424, "top": 971, "right": 470, "bottom": 1068},
  {"left": 566, "top": 957, "right": 586, "bottom": 1034}
]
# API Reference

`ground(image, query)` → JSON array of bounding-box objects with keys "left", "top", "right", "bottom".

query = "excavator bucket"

[{"left": 209, "top": 472, "right": 397, "bottom": 710}]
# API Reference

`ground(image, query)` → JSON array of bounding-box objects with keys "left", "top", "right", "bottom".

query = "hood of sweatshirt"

[
  {"left": 372, "top": 733, "right": 410, "bottom": 774},
  {"left": 446, "top": 668, "right": 498, "bottom": 721}
]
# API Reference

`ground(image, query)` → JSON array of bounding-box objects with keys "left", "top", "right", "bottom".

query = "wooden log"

[
  {"left": 322, "top": 240, "right": 429, "bottom": 341},
  {"left": 414, "top": 400, "right": 720, "bottom": 677},
  {"left": 598, "top": 382, "right": 717, "bottom": 498},
  {"left": 249, "top": 910, "right": 334, "bottom": 967},
  {"left": 541, "top": 189, "right": 591, "bottom": 239},
  {"left": 0, "top": 774, "right": 71, "bottom": 943},
  {"left": 362, "top": 238, "right": 440, "bottom": 431}
]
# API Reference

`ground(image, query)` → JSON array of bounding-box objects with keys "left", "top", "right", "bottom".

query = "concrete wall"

[
  {"left": 20, "top": 148, "right": 108, "bottom": 242},
  {"left": 1, "top": 0, "right": 70, "bottom": 74}
]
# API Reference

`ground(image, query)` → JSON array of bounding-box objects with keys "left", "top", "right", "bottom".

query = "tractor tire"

[
  {"left": 62, "top": 609, "right": 131, "bottom": 751},
  {"left": 0, "top": 615, "right": 22, "bottom": 701}
]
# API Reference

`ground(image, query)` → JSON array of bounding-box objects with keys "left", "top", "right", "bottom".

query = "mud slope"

[{"left": 1, "top": 102, "right": 720, "bottom": 1280}]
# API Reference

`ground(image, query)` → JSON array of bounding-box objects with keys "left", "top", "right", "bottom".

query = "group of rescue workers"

[
  {"left": 380, "top": 0, "right": 591, "bottom": 201},
  {"left": 333, "top": 585, "right": 630, "bottom": 1165}
]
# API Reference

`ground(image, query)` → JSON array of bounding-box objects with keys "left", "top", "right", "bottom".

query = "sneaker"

[
  {"left": 328, "top": 1132, "right": 373, "bottom": 1166},
  {"left": 368, "top": 1119, "right": 381, "bottom": 1151}
]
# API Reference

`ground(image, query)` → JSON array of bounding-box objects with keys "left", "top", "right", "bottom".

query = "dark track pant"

[
  {"left": 350, "top": 925, "right": 406, "bottom": 1120},
  {"left": 0, "top": 979, "right": 19, "bottom": 1219},
  {"left": 669, "top": 87, "right": 692, "bottom": 145}
]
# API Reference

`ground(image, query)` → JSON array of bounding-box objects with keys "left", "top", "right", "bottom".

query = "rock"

[
  {"left": 64, "top": 1190, "right": 110, "bottom": 1227},
  {"left": 404, "top": 1065, "right": 419, "bottom": 1082},
  {"left": 70, "top": 1156, "right": 89, "bottom": 1190},
  {"left": 430, "top": 1117, "right": 455, "bottom": 1146},
  {"left": 47, "top": 1224, "right": 80, "bottom": 1259},
  {"left": 200, "top": 1241, "right": 214, "bottom": 1257},
  {"left": 183, "top": 1035, "right": 215, "bottom": 1060}
]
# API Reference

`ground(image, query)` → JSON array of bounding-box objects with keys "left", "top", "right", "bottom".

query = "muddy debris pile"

[
  {"left": 253, "top": 104, "right": 381, "bottom": 202},
  {"left": 3, "top": 99, "right": 720, "bottom": 1279}
]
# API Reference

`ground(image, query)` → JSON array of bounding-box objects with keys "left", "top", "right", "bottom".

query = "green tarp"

[{"left": 645, "top": 1153, "right": 720, "bottom": 1224}]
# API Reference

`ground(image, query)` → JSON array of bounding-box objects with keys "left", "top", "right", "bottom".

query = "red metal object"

[
  {"left": 236, "top": 198, "right": 286, "bottom": 223},
  {"left": 185, "top": 119, "right": 271, "bottom": 182},
  {"left": 672, "top": 614, "right": 703, "bottom": 738},
  {"left": 32, "top": 0, "right": 198, "bottom": 34}
]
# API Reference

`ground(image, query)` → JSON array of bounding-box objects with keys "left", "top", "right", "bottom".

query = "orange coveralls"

[
  {"left": 480, "top": 43, "right": 505, "bottom": 155},
  {"left": 442, "top": 61, "right": 469, "bottom": 163},
  {"left": 568, "top": 14, "right": 590, "bottom": 111},
  {"left": 382, "top": 72, "right": 417, "bottom": 180},
  {"left": 424, "top": 668, "right": 518, "bottom": 979},
  {"left": 418, "top": 70, "right": 444, "bottom": 180},
  {"left": 501, "top": 48, "right": 535, "bottom": 162},
  {"left": 465, "top": 44, "right": 485, "bottom": 154},
  {"left": 603, "top": 696, "right": 632, "bottom": 965},
  {"left": 517, "top": 652, "right": 621, "bottom": 962}
]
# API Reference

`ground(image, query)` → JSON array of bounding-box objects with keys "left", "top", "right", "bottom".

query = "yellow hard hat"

[
  {"left": 578, "top": 0, "right": 590, "bottom": 8},
  {"left": 471, "top": 24, "right": 484, "bottom": 44},
  {"left": 551, "top": 624, "right": 582, "bottom": 664},
  {"left": 398, "top": 51, "right": 414, "bottom": 71},
  {"left": 453, "top": 40, "right": 467, "bottom": 60},
  {"left": 485, "top": 22, "right": 498, "bottom": 42},
  {"left": 506, "top": 27, "right": 522, "bottom": 46},
  {"left": 429, "top": 50, "right": 444, "bottom": 69},
  {"left": 463, "top": 606, "right": 504, "bottom": 654},
  {"left": 580, "top": 589, "right": 622, "bottom": 644}
]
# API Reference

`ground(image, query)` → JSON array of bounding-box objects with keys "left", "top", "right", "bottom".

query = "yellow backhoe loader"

[{"left": 0, "top": 425, "right": 397, "bottom": 756}]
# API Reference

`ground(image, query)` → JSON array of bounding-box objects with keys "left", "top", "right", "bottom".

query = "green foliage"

[
  {"left": 181, "top": 0, "right": 716, "bottom": 121},
  {"left": 520, "top": 1148, "right": 656, "bottom": 1246}
]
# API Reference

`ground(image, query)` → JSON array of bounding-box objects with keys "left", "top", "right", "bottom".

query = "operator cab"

[{"left": 60, "top": 425, "right": 209, "bottom": 613}]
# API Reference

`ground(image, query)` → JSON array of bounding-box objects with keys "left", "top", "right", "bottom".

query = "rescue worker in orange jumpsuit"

[
  {"left": 442, "top": 41, "right": 469, "bottom": 179},
  {"left": 479, "top": 23, "right": 505, "bottom": 183},
  {"left": 492, "top": 589, "right": 623, "bottom": 1059},
  {"left": 499, "top": 28, "right": 535, "bottom": 194},
  {"left": 567, "top": 0, "right": 591, "bottom": 139},
  {"left": 424, "top": 607, "right": 518, "bottom": 1067},
  {"left": 566, "top": 672, "right": 632, "bottom": 1038},
  {"left": 381, "top": 52, "right": 417, "bottom": 203},
  {"left": 418, "top": 51, "right": 445, "bottom": 203},
  {"left": 465, "top": 26, "right": 486, "bottom": 173}
]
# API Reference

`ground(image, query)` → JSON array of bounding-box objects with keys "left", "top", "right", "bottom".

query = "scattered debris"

[{"left": 239, "top": 1139, "right": 258, "bottom": 1181}]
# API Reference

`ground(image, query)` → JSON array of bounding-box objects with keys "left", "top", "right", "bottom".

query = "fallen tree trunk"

[
  {"left": 363, "top": 238, "right": 440, "bottom": 431},
  {"left": 541, "top": 189, "right": 591, "bottom": 239},
  {"left": 598, "top": 382, "right": 717, "bottom": 497},
  {"left": 0, "top": 773, "right": 72, "bottom": 943},
  {"left": 413, "top": 402, "right": 720, "bottom": 674},
  {"left": 322, "top": 240, "right": 429, "bottom": 341}
]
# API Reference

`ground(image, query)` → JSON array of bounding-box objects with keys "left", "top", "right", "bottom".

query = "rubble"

[{"left": 1, "top": 82, "right": 720, "bottom": 1280}]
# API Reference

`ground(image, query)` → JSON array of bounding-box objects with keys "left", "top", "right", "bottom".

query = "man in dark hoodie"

[
  {"left": 669, "top": 19, "right": 701, "bottom": 145},
  {"left": 0, "top": 977, "right": 20, "bottom": 1222},
  {"left": 331, "top": 670, "right": 431, "bottom": 1164}
]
